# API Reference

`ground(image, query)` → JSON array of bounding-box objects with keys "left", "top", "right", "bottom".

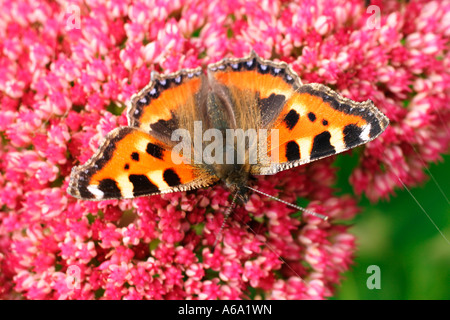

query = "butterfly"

[{"left": 67, "top": 51, "right": 389, "bottom": 207}]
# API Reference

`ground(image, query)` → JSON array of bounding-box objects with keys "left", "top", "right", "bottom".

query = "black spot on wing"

[
  {"left": 163, "top": 168, "right": 181, "bottom": 187},
  {"left": 98, "top": 179, "right": 121, "bottom": 197},
  {"left": 131, "top": 152, "right": 139, "bottom": 161},
  {"left": 343, "top": 124, "right": 363, "bottom": 148},
  {"left": 310, "top": 131, "right": 335, "bottom": 160},
  {"left": 286, "top": 141, "right": 301, "bottom": 161},
  {"left": 307, "top": 112, "right": 316, "bottom": 122},
  {"left": 124, "top": 164, "right": 130, "bottom": 170},
  {"left": 129, "top": 174, "right": 159, "bottom": 197},
  {"left": 283, "top": 109, "right": 299, "bottom": 130},
  {"left": 146, "top": 142, "right": 164, "bottom": 160}
]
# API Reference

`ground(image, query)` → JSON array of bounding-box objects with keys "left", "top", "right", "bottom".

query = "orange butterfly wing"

[
  {"left": 207, "top": 51, "right": 389, "bottom": 175},
  {"left": 68, "top": 127, "right": 217, "bottom": 200}
]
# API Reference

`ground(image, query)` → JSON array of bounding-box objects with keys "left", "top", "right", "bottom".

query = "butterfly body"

[{"left": 68, "top": 51, "right": 389, "bottom": 203}]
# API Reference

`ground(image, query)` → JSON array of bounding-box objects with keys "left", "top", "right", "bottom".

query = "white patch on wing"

[
  {"left": 295, "top": 137, "right": 312, "bottom": 161},
  {"left": 148, "top": 170, "right": 167, "bottom": 188},
  {"left": 87, "top": 185, "right": 104, "bottom": 199},
  {"left": 117, "top": 175, "right": 133, "bottom": 198},
  {"left": 328, "top": 127, "right": 346, "bottom": 152},
  {"left": 360, "top": 124, "right": 371, "bottom": 141}
]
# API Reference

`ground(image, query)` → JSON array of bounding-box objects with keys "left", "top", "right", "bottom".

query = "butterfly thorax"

[{"left": 213, "top": 163, "right": 251, "bottom": 203}]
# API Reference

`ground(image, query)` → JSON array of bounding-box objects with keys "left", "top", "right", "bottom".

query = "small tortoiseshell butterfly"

[{"left": 68, "top": 51, "right": 389, "bottom": 205}]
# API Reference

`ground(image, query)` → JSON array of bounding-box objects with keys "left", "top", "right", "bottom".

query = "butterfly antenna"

[
  {"left": 246, "top": 186, "right": 328, "bottom": 220},
  {"left": 213, "top": 191, "right": 239, "bottom": 248}
]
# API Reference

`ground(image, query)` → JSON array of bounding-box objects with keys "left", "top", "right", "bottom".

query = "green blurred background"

[{"left": 332, "top": 152, "right": 450, "bottom": 300}]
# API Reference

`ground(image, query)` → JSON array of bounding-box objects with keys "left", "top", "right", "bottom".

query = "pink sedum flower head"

[{"left": 0, "top": 0, "right": 449, "bottom": 300}]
